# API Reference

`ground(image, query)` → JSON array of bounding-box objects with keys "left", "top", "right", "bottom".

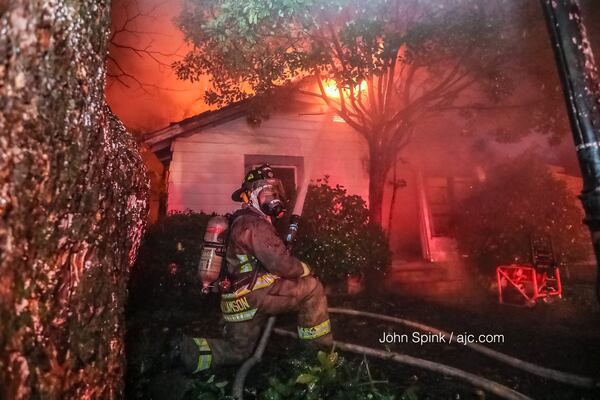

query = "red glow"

[
  {"left": 106, "top": 0, "right": 210, "bottom": 132},
  {"left": 168, "top": 262, "right": 178, "bottom": 275},
  {"left": 496, "top": 264, "right": 562, "bottom": 306}
]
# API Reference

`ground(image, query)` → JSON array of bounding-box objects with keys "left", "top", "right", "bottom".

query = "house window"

[
  {"left": 244, "top": 155, "right": 304, "bottom": 204},
  {"left": 270, "top": 166, "right": 297, "bottom": 200}
]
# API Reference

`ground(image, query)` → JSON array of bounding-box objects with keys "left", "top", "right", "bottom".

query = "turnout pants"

[{"left": 180, "top": 274, "right": 332, "bottom": 373}]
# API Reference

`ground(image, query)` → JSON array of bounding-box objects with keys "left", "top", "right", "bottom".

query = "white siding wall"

[{"left": 167, "top": 112, "right": 369, "bottom": 215}]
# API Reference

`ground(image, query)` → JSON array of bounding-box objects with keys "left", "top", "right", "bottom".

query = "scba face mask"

[
  {"left": 259, "top": 187, "right": 285, "bottom": 218},
  {"left": 248, "top": 179, "right": 286, "bottom": 218}
]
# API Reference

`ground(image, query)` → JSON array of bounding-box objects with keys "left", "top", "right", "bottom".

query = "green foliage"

[
  {"left": 189, "top": 375, "right": 233, "bottom": 400},
  {"left": 256, "top": 350, "right": 399, "bottom": 400},
  {"left": 173, "top": 0, "right": 563, "bottom": 141},
  {"left": 454, "top": 155, "right": 591, "bottom": 273},
  {"left": 131, "top": 348, "right": 412, "bottom": 400},
  {"left": 293, "top": 178, "right": 391, "bottom": 283},
  {"left": 174, "top": 0, "right": 566, "bottom": 226},
  {"left": 129, "top": 210, "right": 211, "bottom": 310},
  {"left": 130, "top": 181, "right": 390, "bottom": 305},
  {"left": 175, "top": 0, "right": 512, "bottom": 107}
]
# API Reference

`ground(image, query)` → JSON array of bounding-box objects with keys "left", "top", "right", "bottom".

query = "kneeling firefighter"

[{"left": 174, "top": 164, "right": 333, "bottom": 373}]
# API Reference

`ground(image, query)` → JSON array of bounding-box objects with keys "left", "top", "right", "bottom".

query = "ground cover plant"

[
  {"left": 126, "top": 329, "right": 415, "bottom": 400},
  {"left": 183, "top": 348, "right": 406, "bottom": 400}
]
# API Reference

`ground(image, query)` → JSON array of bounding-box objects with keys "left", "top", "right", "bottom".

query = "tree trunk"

[
  {"left": 387, "top": 157, "right": 399, "bottom": 235},
  {"left": 368, "top": 144, "right": 390, "bottom": 227},
  {"left": 0, "top": 2, "right": 148, "bottom": 399}
]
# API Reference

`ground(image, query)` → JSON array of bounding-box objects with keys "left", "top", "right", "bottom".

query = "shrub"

[
  {"left": 454, "top": 155, "right": 591, "bottom": 273},
  {"left": 129, "top": 210, "right": 211, "bottom": 311},
  {"left": 293, "top": 178, "right": 391, "bottom": 284},
  {"left": 129, "top": 179, "right": 391, "bottom": 308},
  {"left": 181, "top": 349, "right": 404, "bottom": 400},
  {"left": 255, "top": 350, "right": 401, "bottom": 400}
]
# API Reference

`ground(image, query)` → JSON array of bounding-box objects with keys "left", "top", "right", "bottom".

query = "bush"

[
  {"left": 181, "top": 349, "right": 405, "bottom": 400},
  {"left": 129, "top": 179, "right": 391, "bottom": 308},
  {"left": 254, "top": 349, "right": 402, "bottom": 400},
  {"left": 454, "top": 155, "right": 591, "bottom": 273},
  {"left": 129, "top": 210, "right": 211, "bottom": 312},
  {"left": 293, "top": 178, "right": 391, "bottom": 284}
]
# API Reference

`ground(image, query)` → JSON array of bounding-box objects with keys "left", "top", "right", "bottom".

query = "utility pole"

[{"left": 541, "top": 0, "right": 600, "bottom": 302}]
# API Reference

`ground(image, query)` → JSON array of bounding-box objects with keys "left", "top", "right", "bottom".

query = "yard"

[
  {"left": 124, "top": 278, "right": 600, "bottom": 400},
  {"left": 4, "top": 1, "right": 600, "bottom": 398}
]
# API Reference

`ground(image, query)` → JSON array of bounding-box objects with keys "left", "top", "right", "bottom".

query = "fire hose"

[
  {"left": 328, "top": 307, "right": 599, "bottom": 389},
  {"left": 273, "top": 328, "right": 533, "bottom": 400},
  {"left": 231, "top": 316, "right": 276, "bottom": 399},
  {"left": 232, "top": 114, "right": 323, "bottom": 399},
  {"left": 231, "top": 272, "right": 596, "bottom": 397},
  {"left": 234, "top": 306, "right": 597, "bottom": 398}
]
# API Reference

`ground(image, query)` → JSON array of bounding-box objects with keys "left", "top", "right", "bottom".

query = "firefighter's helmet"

[{"left": 231, "top": 164, "right": 286, "bottom": 218}]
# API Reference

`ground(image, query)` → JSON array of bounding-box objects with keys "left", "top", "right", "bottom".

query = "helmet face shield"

[{"left": 247, "top": 178, "right": 286, "bottom": 202}]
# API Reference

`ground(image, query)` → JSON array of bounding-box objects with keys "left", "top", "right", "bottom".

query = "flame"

[
  {"left": 323, "top": 79, "right": 341, "bottom": 98},
  {"left": 322, "top": 79, "right": 367, "bottom": 99}
]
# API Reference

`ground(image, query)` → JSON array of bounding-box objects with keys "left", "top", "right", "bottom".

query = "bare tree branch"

[{"left": 107, "top": 0, "right": 188, "bottom": 93}]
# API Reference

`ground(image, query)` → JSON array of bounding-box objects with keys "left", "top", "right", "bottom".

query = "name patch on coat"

[{"left": 221, "top": 297, "right": 251, "bottom": 314}]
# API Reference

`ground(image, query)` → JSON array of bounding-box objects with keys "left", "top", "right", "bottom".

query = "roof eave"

[{"left": 142, "top": 100, "right": 251, "bottom": 152}]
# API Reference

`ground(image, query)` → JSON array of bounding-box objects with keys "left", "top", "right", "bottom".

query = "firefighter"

[{"left": 174, "top": 164, "right": 332, "bottom": 373}]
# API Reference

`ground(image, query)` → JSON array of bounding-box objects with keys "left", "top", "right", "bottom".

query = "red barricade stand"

[{"left": 496, "top": 264, "right": 562, "bottom": 306}]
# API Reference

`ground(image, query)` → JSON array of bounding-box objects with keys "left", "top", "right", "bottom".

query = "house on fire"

[
  {"left": 142, "top": 92, "right": 582, "bottom": 268},
  {"left": 143, "top": 92, "right": 483, "bottom": 267}
]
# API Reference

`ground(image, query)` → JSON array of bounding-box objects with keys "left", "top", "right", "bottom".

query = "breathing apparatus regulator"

[{"left": 198, "top": 164, "right": 288, "bottom": 293}]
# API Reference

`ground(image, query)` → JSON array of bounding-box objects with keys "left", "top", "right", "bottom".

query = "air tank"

[{"left": 198, "top": 215, "right": 229, "bottom": 293}]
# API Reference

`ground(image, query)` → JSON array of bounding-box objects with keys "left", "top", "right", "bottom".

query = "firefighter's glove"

[{"left": 300, "top": 262, "right": 312, "bottom": 278}]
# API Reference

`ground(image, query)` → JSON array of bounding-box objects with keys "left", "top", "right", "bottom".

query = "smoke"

[{"left": 106, "top": 0, "right": 210, "bottom": 133}]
